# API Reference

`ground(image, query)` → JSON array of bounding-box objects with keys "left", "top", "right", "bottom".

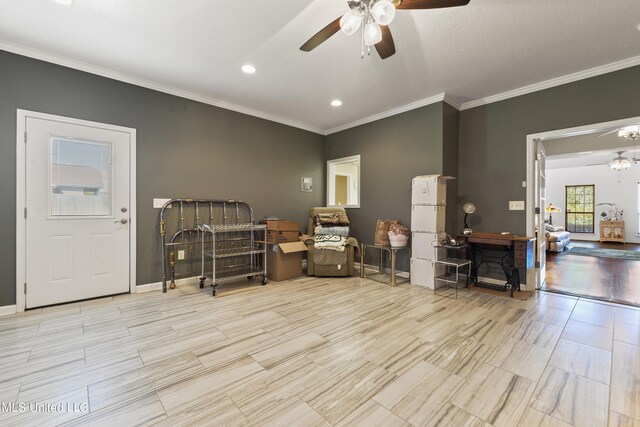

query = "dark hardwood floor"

[{"left": 545, "top": 240, "right": 640, "bottom": 306}]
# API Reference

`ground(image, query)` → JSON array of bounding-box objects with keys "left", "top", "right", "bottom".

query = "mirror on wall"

[{"left": 327, "top": 155, "right": 360, "bottom": 208}]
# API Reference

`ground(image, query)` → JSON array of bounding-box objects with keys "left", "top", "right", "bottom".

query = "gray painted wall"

[
  {"left": 458, "top": 65, "right": 640, "bottom": 235},
  {"left": 0, "top": 50, "right": 324, "bottom": 306},
  {"left": 443, "top": 103, "right": 460, "bottom": 234},
  {"left": 324, "top": 103, "right": 446, "bottom": 271},
  {"left": 3, "top": 48, "right": 639, "bottom": 307}
]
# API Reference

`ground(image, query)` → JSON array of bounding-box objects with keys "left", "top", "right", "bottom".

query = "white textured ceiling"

[
  {"left": 546, "top": 128, "right": 640, "bottom": 169},
  {"left": 546, "top": 145, "right": 640, "bottom": 169},
  {"left": 1, "top": 0, "right": 639, "bottom": 134}
]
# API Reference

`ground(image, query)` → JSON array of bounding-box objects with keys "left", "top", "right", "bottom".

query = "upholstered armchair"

[{"left": 303, "top": 207, "right": 357, "bottom": 277}]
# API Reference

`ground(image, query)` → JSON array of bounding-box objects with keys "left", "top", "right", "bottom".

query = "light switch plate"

[
  {"left": 509, "top": 201, "right": 525, "bottom": 210},
  {"left": 154, "top": 198, "right": 172, "bottom": 208}
]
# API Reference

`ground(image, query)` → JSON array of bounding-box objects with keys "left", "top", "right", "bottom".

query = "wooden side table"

[
  {"left": 360, "top": 243, "right": 410, "bottom": 286},
  {"left": 600, "top": 220, "right": 625, "bottom": 243}
]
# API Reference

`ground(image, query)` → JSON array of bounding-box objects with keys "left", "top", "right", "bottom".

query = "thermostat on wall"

[{"left": 301, "top": 177, "right": 312, "bottom": 192}]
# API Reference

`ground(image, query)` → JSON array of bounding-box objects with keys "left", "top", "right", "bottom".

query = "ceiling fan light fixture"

[
  {"left": 364, "top": 22, "right": 382, "bottom": 46},
  {"left": 609, "top": 156, "right": 632, "bottom": 171},
  {"left": 372, "top": 0, "right": 396, "bottom": 26},
  {"left": 618, "top": 125, "right": 640, "bottom": 141},
  {"left": 340, "top": 9, "right": 363, "bottom": 36}
]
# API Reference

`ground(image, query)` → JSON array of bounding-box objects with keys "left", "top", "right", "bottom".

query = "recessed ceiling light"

[
  {"left": 331, "top": 100, "right": 343, "bottom": 107},
  {"left": 52, "top": 0, "right": 73, "bottom": 5},
  {"left": 241, "top": 65, "right": 256, "bottom": 74}
]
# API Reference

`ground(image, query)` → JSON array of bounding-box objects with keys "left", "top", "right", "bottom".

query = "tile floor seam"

[
  {"left": 378, "top": 400, "right": 415, "bottom": 427},
  {"left": 154, "top": 390, "right": 170, "bottom": 422},
  {"left": 516, "top": 289, "right": 579, "bottom": 426},
  {"left": 223, "top": 389, "right": 250, "bottom": 420},
  {"left": 433, "top": 367, "right": 481, "bottom": 427},
  {"left": 291, "top": 390, "right": 340, "bottom": 427},
  {"left": 546, "top": 359, "right": 612, "bottom": 387}
]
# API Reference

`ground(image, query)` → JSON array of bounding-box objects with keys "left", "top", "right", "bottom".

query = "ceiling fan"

[
  {"left": 597, "top": 124, "right": 640, "bottom": 140},
  {"left": 300, "top": 0, "right": 471, "bottom": 60},
  {"left": 587, "top": 151, "right": 640, "bottom": 170}
]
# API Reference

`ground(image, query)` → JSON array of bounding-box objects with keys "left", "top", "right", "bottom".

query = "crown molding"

[
  {"left": 442, "top": 94, "right": 462, "bottom": 111},
  {"left": 3, "top": 40, "right": 639, "bottom": 135},
  {"left": 324, "top": 93, "right": 448, "bottom": 135},
  {"left": 0, "top": 41, "right": 324, "bottom": 135},
  {"left": 460, "top": 55, "right": 640, "bottom": 111}
]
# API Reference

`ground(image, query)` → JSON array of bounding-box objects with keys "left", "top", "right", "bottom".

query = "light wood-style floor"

[{"left": 0, "top": 277, "right": 638, "bottom": 426}]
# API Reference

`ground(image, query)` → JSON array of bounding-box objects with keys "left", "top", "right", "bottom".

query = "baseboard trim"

[
  {"left": 0, "top": 305, "right": 17, "bottom": 317},
  {"left": 476, "top": 275, "right": 533, "bottom": 291},
  {"left": 136, "top": 276, "right": 200, "bottom": 293},
  {"left": 357, "top": 264, "right": 530, "bottom": 291},
  {"left": 357, "top": 262, "right": 410, "bottom": 279},
  {"left": 476, "top": 276, "right": 505, "bottom": 286}
]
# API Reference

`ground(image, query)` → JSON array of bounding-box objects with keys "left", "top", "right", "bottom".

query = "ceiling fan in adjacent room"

[
  {"left": 300, "top": 0, "right": 471, "bottom": 60},
  {"left": 597, "top": 124, "right": 640, "bottom": 141},
  {"left": 587, "top": 151, "right": 640, "bottom": 171}
]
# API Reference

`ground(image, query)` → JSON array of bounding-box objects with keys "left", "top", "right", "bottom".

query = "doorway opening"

[{"left": 527, "top": 117, "right": 640, "bottom": 306}]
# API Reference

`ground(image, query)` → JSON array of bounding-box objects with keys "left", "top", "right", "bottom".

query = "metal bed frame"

[{"left": 159, "top": 198, "right": 267, "bottom": 294}]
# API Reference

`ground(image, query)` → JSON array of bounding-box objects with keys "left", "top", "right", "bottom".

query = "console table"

[
  {"left": 360, "top": 243, "right": 410, "bottom": 287},
  {"left": 600, "top": 220, "right": 625, "bottom": 243},
  {"left": 457, "top": 232, "right": 535, "bottom": 297}
]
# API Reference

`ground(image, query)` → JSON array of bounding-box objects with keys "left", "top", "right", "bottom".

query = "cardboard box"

[
  {"left": 267, "top": 230, "right": 299, "bottom": 244},
  {"left": 267, "top": 241, "right": 308, "bottom": 282},
  {"left": 262, "top": 220, "right": 299, "bottom": 231},
  {"left": 262, "top": 220, "right": 300, "bottom": 244}
]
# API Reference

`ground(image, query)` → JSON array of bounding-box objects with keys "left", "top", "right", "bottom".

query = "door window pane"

[{"left": 49, "top": 137, "right": 113, "bottom": 217}]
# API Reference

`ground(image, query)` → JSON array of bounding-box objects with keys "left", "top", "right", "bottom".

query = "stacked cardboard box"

[{"left": 262, "top": 220, "right": 307, "bottom": 281}]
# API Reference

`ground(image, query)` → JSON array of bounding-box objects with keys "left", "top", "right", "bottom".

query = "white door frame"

[
  {"left": 525, "top": 115, "right": 640, "bottom": 288},
  {"left": 16, "top": 109, "right": 137, "bottom": 312}
]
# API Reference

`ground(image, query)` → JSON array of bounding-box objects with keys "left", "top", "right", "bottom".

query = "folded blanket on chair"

[
  {"left": 315, "top": 212, "right": 350, "bottom": 226},
  {"left": 314, "top": 234, "right": 347, "bottom": 252},
  {"left": 314, "top": 225, "right": 349, "bottom": 237}
]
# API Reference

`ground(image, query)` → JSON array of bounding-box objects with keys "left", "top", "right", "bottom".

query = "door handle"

[{"left": 115, "top": 218, "right": 129, "bottom": 224}]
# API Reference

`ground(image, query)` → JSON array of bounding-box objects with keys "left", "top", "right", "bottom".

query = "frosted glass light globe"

[
  {"left": 364, "top": 22, "right": 382, "bottom": 46},
  {"left": 340, "top": 9, "right": 363, "bottom": 36},
  {"left": 371, "top": 0, "right": 396, "bottom": 26}
]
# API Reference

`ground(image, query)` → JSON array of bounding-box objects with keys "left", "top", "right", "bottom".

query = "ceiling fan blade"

[
  {"left": 375, "top": 26, "right": 396, "bottom": 59},
  {"left": 586, "top": 162, "right": 610, "bottom": 166},
  {"left": 394, "top": 0, "right": 470, "bottom": 10},
  {"left": 300, "top": 17, "right": 342, "bottom": 52}
]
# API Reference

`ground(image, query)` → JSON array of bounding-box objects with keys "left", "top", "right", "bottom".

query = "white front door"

[
  {"left": 536, "top": 139, "right": 547, "bottom": 288},
  {"left": 24, "top": 115, "right": 132, "bottom": 308}
]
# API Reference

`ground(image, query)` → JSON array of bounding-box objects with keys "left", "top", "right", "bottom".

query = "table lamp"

[
  {"left": 462, "top": 202, "right": 476, "bottom": 235},
  {"left": 545, "top": 203, "right": 561, "bottom": 225}
]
